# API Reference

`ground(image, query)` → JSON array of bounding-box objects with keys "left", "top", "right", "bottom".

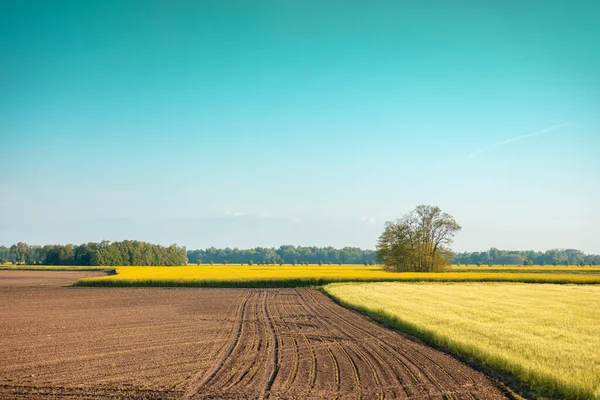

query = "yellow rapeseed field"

[
  {"left": 449, "top": 265, "right": 600, "bottom": 273},
  {"left": 324, "top": 282, "right": 600, "bottom": 400},
  {"left": 74, "top": 264, "right": 600, "bottom": 287}
]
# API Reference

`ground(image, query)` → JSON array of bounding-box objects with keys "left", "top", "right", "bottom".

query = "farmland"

[
  {"left": 73, "top": 264, "right": 600, "bottom": 287},
  {"left": 0, "top": 272, "right": 506, "bottom": 399},
  {"left": 0, "top": 270, "right": 107, "bottom": 286},
  {"left": 324, "top": 282, "right": 600, "bottom": 400},
  {"left": 3, "top": 267, "right": 599, "bottom": 399}
]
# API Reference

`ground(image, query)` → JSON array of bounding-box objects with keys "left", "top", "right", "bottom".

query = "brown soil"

[
  {"left": 0, "top": 276, "right": 508, "bottom": 399},
  {"left": 0, "top": 270, "right": 108, "bottom": 286}
]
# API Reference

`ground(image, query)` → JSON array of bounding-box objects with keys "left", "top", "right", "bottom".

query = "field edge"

[
  {"left": 0, "top": 266, "right": 116, "bottom": 274},
  {"left": 73, "top": 275, "right": 600, "bottom": 288}
]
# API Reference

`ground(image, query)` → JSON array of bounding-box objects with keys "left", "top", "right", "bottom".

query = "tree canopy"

[
  {"left": 187, "top": 245, "right": 376, "bottom": 265},
  {"left": 452, "top": 248, "right": 599, "bottom": 266},
  {"left": 0, "top": 243, "right": 376, "bottom": 266},
  {"left": 1, "top": 241, "right": 598, "bottom": 267},
  {"left": 377, "top": 205, "right": 461, "bottom": 272},
  {"left": 2, "top": 241, "right": 187, "bottom": 266}
]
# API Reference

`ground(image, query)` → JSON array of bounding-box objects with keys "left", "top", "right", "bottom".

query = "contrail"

[{"left": 468, "top": 122, "right": 571, "bottom": 158}]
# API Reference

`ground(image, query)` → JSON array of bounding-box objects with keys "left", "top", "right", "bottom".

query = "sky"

[{"left": 1, "top": 1, "right": 599, "bottom": 253}]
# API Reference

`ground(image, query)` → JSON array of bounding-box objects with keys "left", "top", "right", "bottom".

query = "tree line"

[
  {"left": 0, "top": 241, "right": 187, "bottom": 266},
  {"left": 1, "top": 241, "right": 598, "bottom": 267},
  {"left": 0, "top": 242, "right": 376, "bottom": 266},
  {"left": 187, "top": 245, "right": 377, "bottom": 265},
  {"left": 452, "top": 248, "right": 600, "bottom": 266}
]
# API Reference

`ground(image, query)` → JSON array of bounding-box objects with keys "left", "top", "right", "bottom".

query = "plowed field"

[
  {"left": 0, "top": 270, "right": 107, "bottom": 286},
  {"left": 0, "top": 272, "right": 507, "bottom": 399}
]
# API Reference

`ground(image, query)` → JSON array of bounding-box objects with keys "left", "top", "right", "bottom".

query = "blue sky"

[{"left": 1, "top": 1, "right": 599, "bottom": 252}]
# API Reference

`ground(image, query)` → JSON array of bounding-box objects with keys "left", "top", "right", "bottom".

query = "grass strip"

[{"left": 74, "top": 274, "right": 600, "bottom": 287}]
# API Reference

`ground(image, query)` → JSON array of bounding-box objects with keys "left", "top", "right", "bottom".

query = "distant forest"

[
  {"left": 190, "top": 246, "right": 599, "bottom": 266},
  {"left": 0, "top": 242, "right": 377, "bottom": 266},
  {"left": 452, "top": 248, "right": 599, "bottom": 266},
  {"left": 187, "top": 246, "right": 377, "bottom": 265},
  {"left": 1, "top": 242, "right": 598, "bottom": 266},
  {"left": 0, "top": 241, "right": 187, "bottom": 266}
]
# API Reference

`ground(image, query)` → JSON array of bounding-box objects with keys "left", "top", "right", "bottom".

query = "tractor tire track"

[
  {"left": 270, "top": 290, "right": 301, "bottom": 396},
  {"left": 305, "top": 289, "right": 468, "bottom": 398},
  {"left": 262, "top": 290, "right": 280, "bottom": 399},
  {"left": 303, "top": 289, "right": 492, "bottom": 399},
  {"left": 277, "top": 290, "right": 318, "bottom": 397},
  {"left": 289, "top": 290, "right": 343, "bottom": 396},
  {"left": 181, "top": 291, "right": 251, "bottom": 399},
  {"left": 182, "top": 288, "right": 507, "bottom": 399}
]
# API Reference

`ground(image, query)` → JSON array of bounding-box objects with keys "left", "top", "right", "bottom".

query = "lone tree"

[{"left": 377, "top": 205, "right": 461, "bottom": 272}]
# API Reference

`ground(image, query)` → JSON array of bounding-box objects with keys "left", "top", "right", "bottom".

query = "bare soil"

[
  {"left": 0, "top": 273, "right": 507, "bottom": 399},
  {"left": 0, "top": 270, "right": 108, "bottom": 287}
]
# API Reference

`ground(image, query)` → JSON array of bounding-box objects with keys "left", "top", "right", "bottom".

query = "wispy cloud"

[
  {"left": 468, "top": 122, "right": 571, "bottom": 158},
  {"left": 224, "top": 209, "right": 301, "bottom": 224},
  {"left": 225, "top": 210, "right": 245, "bottom": 217},
  {"left": 361, "top": 216, "right": 376, "bottom": 224}
]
